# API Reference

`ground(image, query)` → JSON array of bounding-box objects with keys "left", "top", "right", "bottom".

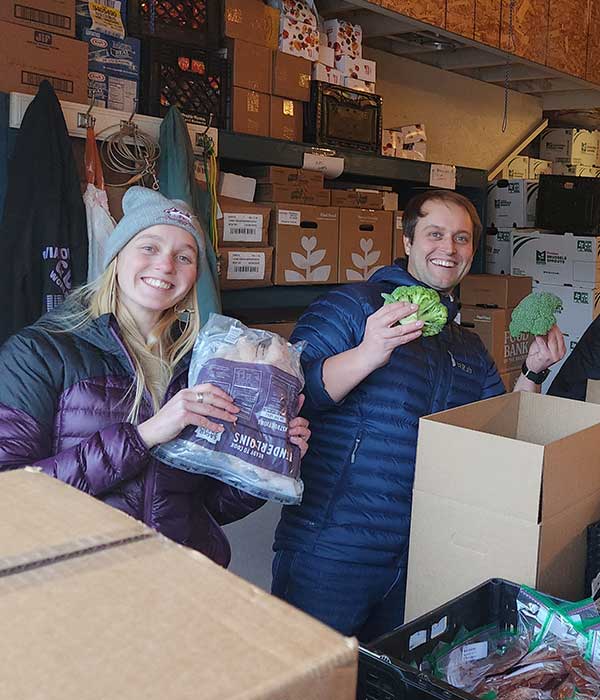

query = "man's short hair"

[{"left": 402, "top": 190, "right": 482, "bottom": 251}]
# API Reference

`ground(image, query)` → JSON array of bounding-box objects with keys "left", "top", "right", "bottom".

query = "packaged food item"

[{"left": 154, "top": 314, "right": 306, "bottom": 504}]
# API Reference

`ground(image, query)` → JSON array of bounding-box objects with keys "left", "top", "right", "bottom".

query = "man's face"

[{"left": 404, "top": 199, "right": 475, "bottom": 294}]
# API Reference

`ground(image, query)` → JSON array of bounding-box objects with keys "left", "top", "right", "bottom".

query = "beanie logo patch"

[{"left": 164, "top": 207, "right": 194, "bottom": 226}]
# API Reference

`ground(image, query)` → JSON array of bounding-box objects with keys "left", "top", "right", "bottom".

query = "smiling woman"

[{"left": 0, "top": 186, "right": 311, "bottom": 567}]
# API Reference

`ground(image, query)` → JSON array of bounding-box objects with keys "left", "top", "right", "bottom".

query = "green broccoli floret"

[
  {"left": 509, "top": 291, "right": 562, "bottom": 338},
  {"left": 381, "top": 285, "right": 448, "bottom": 337}
]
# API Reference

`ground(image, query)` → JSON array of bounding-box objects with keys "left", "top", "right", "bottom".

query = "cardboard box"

[
  {"left": 324, "top": 18, "right": 362, "bottom": 61},
  {"left": 270, "top": 96, "right": 303, "bottom": 142},
  {"left": 0, "top": 21, "right": 88, "bottom": 102},
  {"left": 534, "top": 281, "right": 600, "bottom": 338},
  {"left": 342, "top": 76, "right": 375, "bottom": 94},
  {"left": 329, "top": 189, "right": 384, "bottom": 209},
  {"left": 486, "top": 227, "right": 512, "bottom": 275},
  {"left": 0, "top": 471, "right": 358, "bottom": 700},
  {"left": 272, "top": 51, "right": 311, "bottom": 101},
  {"left": 270, "top": 204, "right": 339, "bottom": 284},
  {"left": 500, "top": 369, "right": 520, "bottom": 391},
  {"left": 218, "top": 172, "right": 256, "bottom": 202},
  {"left": 256, "top": 183, "right": 331, "bottom": 206},
  {"left": 486, "top": 179, "right": 538, "bottom": 229},
  {"left": 224, "top": 0, "right": 279, "bottom": 49},
  {"left": 219, "top": 246, "right": 273, "bottom": 289},
  {"left": 460, "top": 274, "right": 532, "bottom": 309},
  {"left": 405, "top": 392, "right": 600, "bottom": 620},
  {"left": 335, "top": 55, "right": 376, "bottom": 82},
  {"left": 279, "top": 16, "right": 319, "bottom": 61},
  {"left": 318, "top": 43, "right": 335, "bottom": 68},
  {"left": 217, "top": 196, "right": 271, "bottom": 247},
  {"left": 528, "top": 158, "right": 553, "bottom": 179},
  {"left": 278, "top": 0, "right": 316, "bottom": 25},
  {"left": 552, "top": 163, "right": 600, "bottom": 177},
  {"left": 228, "top": 38, "right": 272, "bottom": 93},
  {"left": 338, "top": 208, "right": 393, "bottom": 283},
  {"left": 381, "top": 128, "right": 395, "bottom": 157},
  {"left": 511, "top": 229, "right": 600, "bottom": 288},
  {"left": 540, "top": 128, "right": 598, "bottom": 166},
  {"left": 0, "top": 0, "right": 75, "bottom": 36},
  {"left": 244, "top": 165, "right": 324, "bottom": 188},
  {"left": 312, "top": 62, "right": 343, "bottom": 85},
  {"left": 84, "top": 29, "right": 140, "bottom": 113},
  {"left": 460, "top": 306, "right": 531, "bottom": 372},
  {"left": 231, "top": 87, "right": 270, "bottom": 137},
  {"left": 393, "top": 210, "right": 405, "bottom": 259},
  {"left": 382, "top": 192, "right": 398, "bottom": 211},
  {"left": 499, "top": 155, "right": 529, "bottom": 179}
]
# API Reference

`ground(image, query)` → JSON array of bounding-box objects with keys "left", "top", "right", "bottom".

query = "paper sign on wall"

[{"left": 430, "top": 164, "right": 456, "bottom": 190}]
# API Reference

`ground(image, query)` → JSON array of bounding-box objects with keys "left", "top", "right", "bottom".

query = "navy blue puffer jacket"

[{"left": 274, "top": 263, "right": 505, "bottom": 566}]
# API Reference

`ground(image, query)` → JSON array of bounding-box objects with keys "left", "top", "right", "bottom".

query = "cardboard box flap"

[
  {"left": 0, "top": 536, "right": 358, "bottom": 699},
  {"left": 415, "top": 419, "right": 545, "bottom": 522},
  {"left": 0, "top": 470, "right": 150, "bottom": 570},
  {"left": 516, "top": 392, "right": 600, "bottom": 444}
]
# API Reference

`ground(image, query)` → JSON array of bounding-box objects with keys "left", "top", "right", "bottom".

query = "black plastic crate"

[
  {"left": 304, "top": 80, "right": 382, "bottom": 154},
  {"left": 357, "top": 578, "right": 558, "bottom": 700},
  {"left": 536, "top": 174, "right": 600, "bottom": 234},
  {"left": 128, "top": 0, "right": 221, "bottom": 48},
  {"left": 586, "top": 519, "right": 600, "bottom": 595},
  {"left": 139, "top": 40, "right": 228, "bottom": 127}
]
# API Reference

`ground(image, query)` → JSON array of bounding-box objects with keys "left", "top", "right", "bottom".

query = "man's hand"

[
  {"left": 525, "top": 324, "right": 566, "bottom": 373},
  {"left": 358, "top": 302, "right": 424, "bottom": 373}
]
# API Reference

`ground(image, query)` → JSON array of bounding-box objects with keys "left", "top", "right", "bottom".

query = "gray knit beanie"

[{"left": 103, "top": 186, "right": 205, "bottom": 272}]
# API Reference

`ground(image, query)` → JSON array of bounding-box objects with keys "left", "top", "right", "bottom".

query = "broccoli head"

[
  {"left": 381, "top": 285, "right": 448, "bottom": 337},
  {"left": 509, "top": 291, "right": 562, "bottom": 338}
]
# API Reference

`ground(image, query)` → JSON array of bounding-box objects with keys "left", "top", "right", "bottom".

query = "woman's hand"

[
  {"left": 137, "top": 383, "right": 239, "bottom": 449},
  {"left": 289, "top": 394, "right": 311, "bottom": 458}
]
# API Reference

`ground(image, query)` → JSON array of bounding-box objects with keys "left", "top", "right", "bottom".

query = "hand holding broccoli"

[
  {"left": 358, "top": 301, "right": 425, "bottom": 372},
  {"left": 381, "top": 286, "right": 448, "bottom": 337}
]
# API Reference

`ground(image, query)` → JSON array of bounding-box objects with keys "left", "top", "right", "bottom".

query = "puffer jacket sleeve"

[
  {"left": 203, "top": 480, "right": 265, "bottom": 525},
  {"left": 0, "top": 331, "right": 150, "bottom": 496},
  {"left": 291, "top": 288, "right": 366, "bottom": 412},
  {"left": 547, "top": 316, "right": 600, "bottom": 401}
]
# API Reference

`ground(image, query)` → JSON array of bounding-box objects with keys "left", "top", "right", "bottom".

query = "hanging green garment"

[{"left": 158, "top": 107, "right": 221, "bottom": 325}]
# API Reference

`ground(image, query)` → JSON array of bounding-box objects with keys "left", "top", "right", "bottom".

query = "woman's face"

[{"left": 116, "top": 224, "right": 198, "bottom": 333}]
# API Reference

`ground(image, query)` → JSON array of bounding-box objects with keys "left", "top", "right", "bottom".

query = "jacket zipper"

[
  {"left": 350, "top": 436, "right": 362, "bottom": 464},
  {"left": 110, "top": 325, "right": 157, "bottom": 527},
  {"left": 448, "top": 350, "right": 456, "bottom": 367}
]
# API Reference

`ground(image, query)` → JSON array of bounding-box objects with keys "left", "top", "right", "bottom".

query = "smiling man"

[{"left": 271, "top": 189, "right": 564, "bottom": 642}]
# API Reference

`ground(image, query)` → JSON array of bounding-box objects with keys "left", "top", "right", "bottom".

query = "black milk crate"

[
  {"left": 140, "top": 40, "right": 228, "bottom": 127},
  {"left": 128, "top": 0, "right": 221, "bottom": 48},
  {"left": 357, "top": 579, "right": 561, "bottom": 700},
  {"left": 304, "top": 81, "right": 382, "bottom": 154},
  {"left": 536, "top": 174, "right": 600, "bottom": 235}
]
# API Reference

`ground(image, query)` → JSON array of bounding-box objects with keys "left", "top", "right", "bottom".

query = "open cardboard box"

[
  {"left": 0, "top": 470, "right": 358, "bottom": 699},
  {"left": 405, "top": 392, "right": 600, "bottom": 621}
]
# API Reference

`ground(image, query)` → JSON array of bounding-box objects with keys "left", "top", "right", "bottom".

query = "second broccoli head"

[
  {"left": 509, "top": 291, "right": 563, "bottom": 339},
  {"left": 381, "top": 285, "right": 448, "bottom": 337}
]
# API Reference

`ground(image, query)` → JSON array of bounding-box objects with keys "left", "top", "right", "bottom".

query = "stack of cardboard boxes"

[
  {"left": 460, "top": 274, "right": 532, "bottom": 391},
  {"left": 540, "top": 128, "right": 600, "bottom": 178},
  {"left": 311, "top": 19, "right": 377, "bottom": 94},
  {"left": 381, "top": 124, "right": 427, "bottom": 160},
  {"left": 0, "top": 0, "right": 88, "bottom": 102},
  {"left": 496, "top": 155, "right": 552, "bottom": 180},
  {"left": 225, "top": 0, "right": 310, "bottom": 141}
]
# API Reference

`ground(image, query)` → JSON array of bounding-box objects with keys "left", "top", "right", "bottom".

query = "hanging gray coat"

[{"left": 0, "top": 80, "right": 88, "bottom": 343}]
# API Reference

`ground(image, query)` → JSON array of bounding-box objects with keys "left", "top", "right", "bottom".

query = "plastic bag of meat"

[
  {"left": 432, "top": 623, "right": 530, "bottom": 692},
  {"left": 154, "top": 314, "right": 306, "bottom": 504}
]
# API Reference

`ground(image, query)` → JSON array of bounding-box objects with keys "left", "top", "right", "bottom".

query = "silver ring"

[{"left": 196, "top": 392, "right": 204, "bottom": 403}]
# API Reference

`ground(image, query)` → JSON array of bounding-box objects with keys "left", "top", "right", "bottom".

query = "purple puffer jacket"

[{"left": 0, "top": 312, "right": 264, "bottom": 566}]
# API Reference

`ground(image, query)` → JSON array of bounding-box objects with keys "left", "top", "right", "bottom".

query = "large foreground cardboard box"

[
  {"left": 0, "top": 470, "right": 358, "bottom": 699},
  {"left": 405, "top": 393, "right": 600, "bottom": 621}
]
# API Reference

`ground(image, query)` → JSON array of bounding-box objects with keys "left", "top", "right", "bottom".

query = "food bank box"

[{"left": 405, "top": 392, "right": 600, "bottom": 620}]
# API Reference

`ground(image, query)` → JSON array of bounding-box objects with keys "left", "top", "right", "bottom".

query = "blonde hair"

[{"left": 53, "top": 259, "right": 200, "bottom": 424}]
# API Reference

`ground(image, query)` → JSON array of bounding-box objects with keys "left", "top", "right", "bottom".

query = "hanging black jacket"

[
  {"left": 0, "top": 80, "right": 87, "bottom": 343},
  {"left": 547, "top": 317, "right": 600, "bottom": 401}
]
